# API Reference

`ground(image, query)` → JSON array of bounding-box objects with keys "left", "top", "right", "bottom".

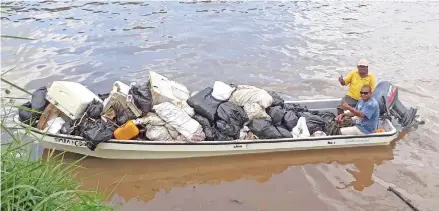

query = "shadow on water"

[{"left": 40, "top": 130, "right": 409, "bottom": 204}]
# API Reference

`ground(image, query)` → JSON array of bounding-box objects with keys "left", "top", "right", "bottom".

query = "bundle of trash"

[{"left": 18, "top": 71, "right": 337, "bottom": 151}]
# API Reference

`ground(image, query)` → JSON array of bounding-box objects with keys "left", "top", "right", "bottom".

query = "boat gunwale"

[{"left": 13, "top": 116, "right": 398, "bottom": 146}]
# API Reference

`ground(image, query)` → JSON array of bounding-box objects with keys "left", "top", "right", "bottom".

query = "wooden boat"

[{"left": 13, "top": 98, "right": 400, "bottom": 160}]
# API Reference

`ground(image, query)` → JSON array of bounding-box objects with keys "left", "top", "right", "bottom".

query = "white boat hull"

[{"left": 14, "top": 98, "right": 399, "bottom": 160}]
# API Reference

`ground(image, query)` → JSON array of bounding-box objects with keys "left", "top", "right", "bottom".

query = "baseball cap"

[{"left": 357, "top": 59, "right": 369, "bottom": 66}]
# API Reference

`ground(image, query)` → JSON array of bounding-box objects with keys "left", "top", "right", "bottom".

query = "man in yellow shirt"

[{"left": 337, "top": 59, "right": 376, "bottom": 115}]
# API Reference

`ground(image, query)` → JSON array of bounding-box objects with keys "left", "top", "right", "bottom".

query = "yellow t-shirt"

[{"left": 344, "top": 69, "right": 376, "bottom": 100}]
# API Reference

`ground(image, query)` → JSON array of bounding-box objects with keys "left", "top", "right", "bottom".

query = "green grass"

[
  {"left": 1, "top": 71, "right": 116, "bottom": 210},
  {"left": 1, "top": 141, "right": 114, "bottom": 211}
]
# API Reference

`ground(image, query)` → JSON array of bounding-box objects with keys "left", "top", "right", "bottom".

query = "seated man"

[
  {"left": 337, "top": 59, "right": 376, "bottom": 115},
  {"left": 336, "top": 85, "right": 379, "bottom": 135}
]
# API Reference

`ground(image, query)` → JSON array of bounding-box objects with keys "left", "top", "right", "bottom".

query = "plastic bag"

[
  {"left": 266, "top": 106, "right": 286, "bottom": 126},
  {"left": 292, "top": 117, "right": 310, "bottom": 138},
  {"left": 212, "top": 81, "right": 236, "bottom": 101},
  {"left": 18, "top": 102, "right": 37, "bottom": 125},
  {"left": 239, "top": 126, "right": 250, "bottom": 139},
  {"left": 276, "top": 126, "right": 294, "bottom": 138},
  {"left": 31, "top": 86, "right": 50, "bottom": 112},
  {"left": 129, "top": 83, "right": 152, "bottom": 116},
  {"left": 217, "top": 102, "right": 249, "bottom": 138},
  {"left": 283, "top": 111, "right": 298, "bottom": 131},
  {"left": 86, "top": 99, "right": 103, "bottom": 119},
  {"left": 165, "top": 124, "right": 179, "bottom": 139},
  {"left": 310, "top": 111, "right": 336, "bottom": 122},
  {"left": 133, "top": 113, "right": 166, "bottom": 126},
  {"left": 83, "top": 120, "right": 116, "bottom": 151},
  {"left": 267, "top": 91, "right": 284, "bottom": 107},
  {"left": 98, "top": 93, "right": 110, "bottom": 101},
  {"left": 243, "top": 103, "right": 270, "bottom": 121},
  {"left": 114, "top": 104, "right": 135, "bottom": 126},
  {"left": 192, "top": 114, "right": 232, "bottom": 141},
  {"left": 46, "top": 117, "right": 65, "bottom": 134},
  {"left": 193, "top": 114, "right": 215, "bottom": 141},
  {"left": 215, "top": 120, "right": 238, "bottom": 138},
  {"left": 248, "top": 118, "right": 285, "bottom": 139},
  {"left": 153, "top": 102, "right": 204, "bottom": 141},
  {"left": 186, "top": 87, "right": 221, "bottom": 121},
  {"left": 299, "top": 112, "right": 326, "bottom": 134},
  {"left": 175, "top": 126, "right": 206, "bottom": 142},
  {"left": 283, "top": 103, "right": 308, "bottom": 112},
  {"left": 172, "top": 100, "right": 195, "bottom": 117},
  {"left": 229, "top": 85, "right": 273, "bottom": 108},
  {"left": 145, "top": 124, "right": 174, "bottom": 141}
]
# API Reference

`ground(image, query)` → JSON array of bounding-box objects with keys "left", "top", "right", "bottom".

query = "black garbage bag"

[
  {"left": 276, "top": 126, "right": 294, "bottom": 138},
  {"left": 98, "top": 93, "right": 110, "bottom": 101},
  {"left": 86, "top": 99, "right": 103, "bottom": 119},
  {"left": 60, "top": 120, "right": 75, "bottom": 135},
  {"left": 268, "top": 91, "right": 284, "bottom": 107},
  {"left": 129, "top": 83, "right": 152, "bottom": 116},
  {"left": 61, "top": 118, "right": 91, "bottom": 137},
  {"left": 114, "top": 104, "right": 135, "bottom": 126},
  {"left": 267, "top": 106, "right": 286, "bottom": 126},
  {"left": 18, "top": 101, "right": 37, "bottom": 126},
  {"left": 193, "top": 114, "right": 214, "bottom": 141},
  {"left": 193, "top": 114, "right": 233, "bottom": 141},
  {"left": 248, "top": 118, "right": 287, "bottom": 139},
  {"left": 187, "top": 87, "right": 222, "bottom": 122},
  {"left": 310, "top": 110, "right": 336, "bottom": 122},
  {"left": 284, "top": 103, "right": 308, "bottom": 113},
  {"left": 217, "top": 102, "right": 248, "bottom": 138},
  {"left": 299, "top": 112, "right": 326, "bottom": 134},
  {"left": 216, "top": 120, "right": 238, "bottom": 138},
  {"left": 83, "top": 120, "right": 116, "bottom": 151},
  {"left": 213, "top": 127, "right": 234, "bottom": 141},
  {"left": 282, "top": 111, "right": 298, "bottom": 131},
  {"left": 31, "top": 87, "right": 50, "bottom": 112}
]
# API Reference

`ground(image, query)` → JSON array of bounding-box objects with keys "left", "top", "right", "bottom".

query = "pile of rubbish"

[{"left": 18, "top": 71, "right": 337, "bottom": 150}]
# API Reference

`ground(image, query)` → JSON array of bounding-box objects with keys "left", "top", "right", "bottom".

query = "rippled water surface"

[{"left": 2, "top": 1, "right": 439, "bottom": 210}]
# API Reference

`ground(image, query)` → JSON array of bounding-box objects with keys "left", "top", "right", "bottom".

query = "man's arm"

[
  {"left": 339, "top": 71, "right": 354, "bottom": 86},
  {"left": 341, "top": 102, "right": 365, "bottom": 118}
]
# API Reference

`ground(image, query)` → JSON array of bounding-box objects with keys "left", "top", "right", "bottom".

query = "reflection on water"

[
  {"left": 62, "top": 145, "right": 394, "bottom": 203},
  {"left": 3, "top": 1, "right": 439, "bottom": 210}
]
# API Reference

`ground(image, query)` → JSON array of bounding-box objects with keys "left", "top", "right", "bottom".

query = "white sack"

[
  {"left": 212, "top": 81, "right": 235, "bottom": 101},
  {"left": 133, "top": 113, "right": 166, "bottom": 126},
  {"left": 292, "top": 117, "right": 310, "bottom": 138},
  {"left": 153, "top": 102, "right": 205, "bottom": 141},
  {"left": 165, "top": 123, "right": 180, "bottom": 139},
  {"left": 229, "top": 85, "right": 273, "bottom": 108},
  {"left": 171, "top": 100, "right": 195, "bottom": 117},
  {"left": 145, "top": 124, "right": 174, "bottom": 142},
  {"left": 243, "top": 103, "right": 270, "bottom": 121},
  {"left": 175, "top": 126, "right": 205, "bottom": 142}
]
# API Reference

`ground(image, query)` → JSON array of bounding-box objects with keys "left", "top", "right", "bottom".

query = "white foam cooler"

[
  {"left": 149, "top": 71, "right": 190, "bottom": 105},
  {"left": 46, "top": 81, "right": 102, "bottom": 120}
]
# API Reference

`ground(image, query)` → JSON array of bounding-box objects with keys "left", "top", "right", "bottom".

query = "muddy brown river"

[{"left": 2, "top": 1, "right": 439, "bottom": 210}]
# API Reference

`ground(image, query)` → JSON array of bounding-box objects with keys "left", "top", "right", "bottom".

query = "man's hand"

[
  {"left": 336, "top": 114, "right": 344, "bottom": 122},
  {"left": 338, "top": 76, "right": 345, "bottom": 85}
]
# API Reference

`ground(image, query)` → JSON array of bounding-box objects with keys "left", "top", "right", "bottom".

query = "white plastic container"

[
  {"left": 46, "top": 81, "right": 102, "bottom": 120},
  {"left": 149, "top": 71, "right": 190, "bottom": 105}
]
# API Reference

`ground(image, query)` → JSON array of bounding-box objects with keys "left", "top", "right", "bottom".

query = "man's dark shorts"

[{"left": 338, "top": 95, "right": 358, "bottom": 109}]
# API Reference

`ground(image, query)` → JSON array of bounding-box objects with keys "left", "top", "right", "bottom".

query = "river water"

[{"left": 2, "top": 1, "right": 439, "bottom": 210}]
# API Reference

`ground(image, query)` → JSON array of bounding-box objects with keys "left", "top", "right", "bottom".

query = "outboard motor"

[{"left": 372, "top": 81, "right": 420, "bottom": 129}]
